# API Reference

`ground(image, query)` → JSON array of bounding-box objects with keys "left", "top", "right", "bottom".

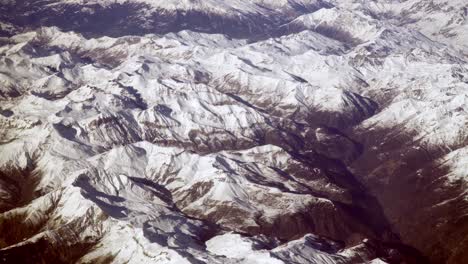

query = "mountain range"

[{"left": 0, "top": 0, "right": 467, "bottom": 263}]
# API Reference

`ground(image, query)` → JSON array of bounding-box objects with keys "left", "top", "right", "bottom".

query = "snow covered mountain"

[{"left": 0, "top": 0, "right": 467, "bottom": 263}]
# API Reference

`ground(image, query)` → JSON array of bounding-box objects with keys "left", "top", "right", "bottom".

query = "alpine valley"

[{"left": 0, "top": 0, "right": 467, "bottom": 263}]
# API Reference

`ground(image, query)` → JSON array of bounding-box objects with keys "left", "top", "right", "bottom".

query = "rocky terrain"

[{"left": 0, "top": 0, "right": 467, "bottom": 263}]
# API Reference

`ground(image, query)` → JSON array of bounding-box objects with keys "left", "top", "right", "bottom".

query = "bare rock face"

[{"left": 0, "top": 0, "right": 467, "bottom": 263}]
